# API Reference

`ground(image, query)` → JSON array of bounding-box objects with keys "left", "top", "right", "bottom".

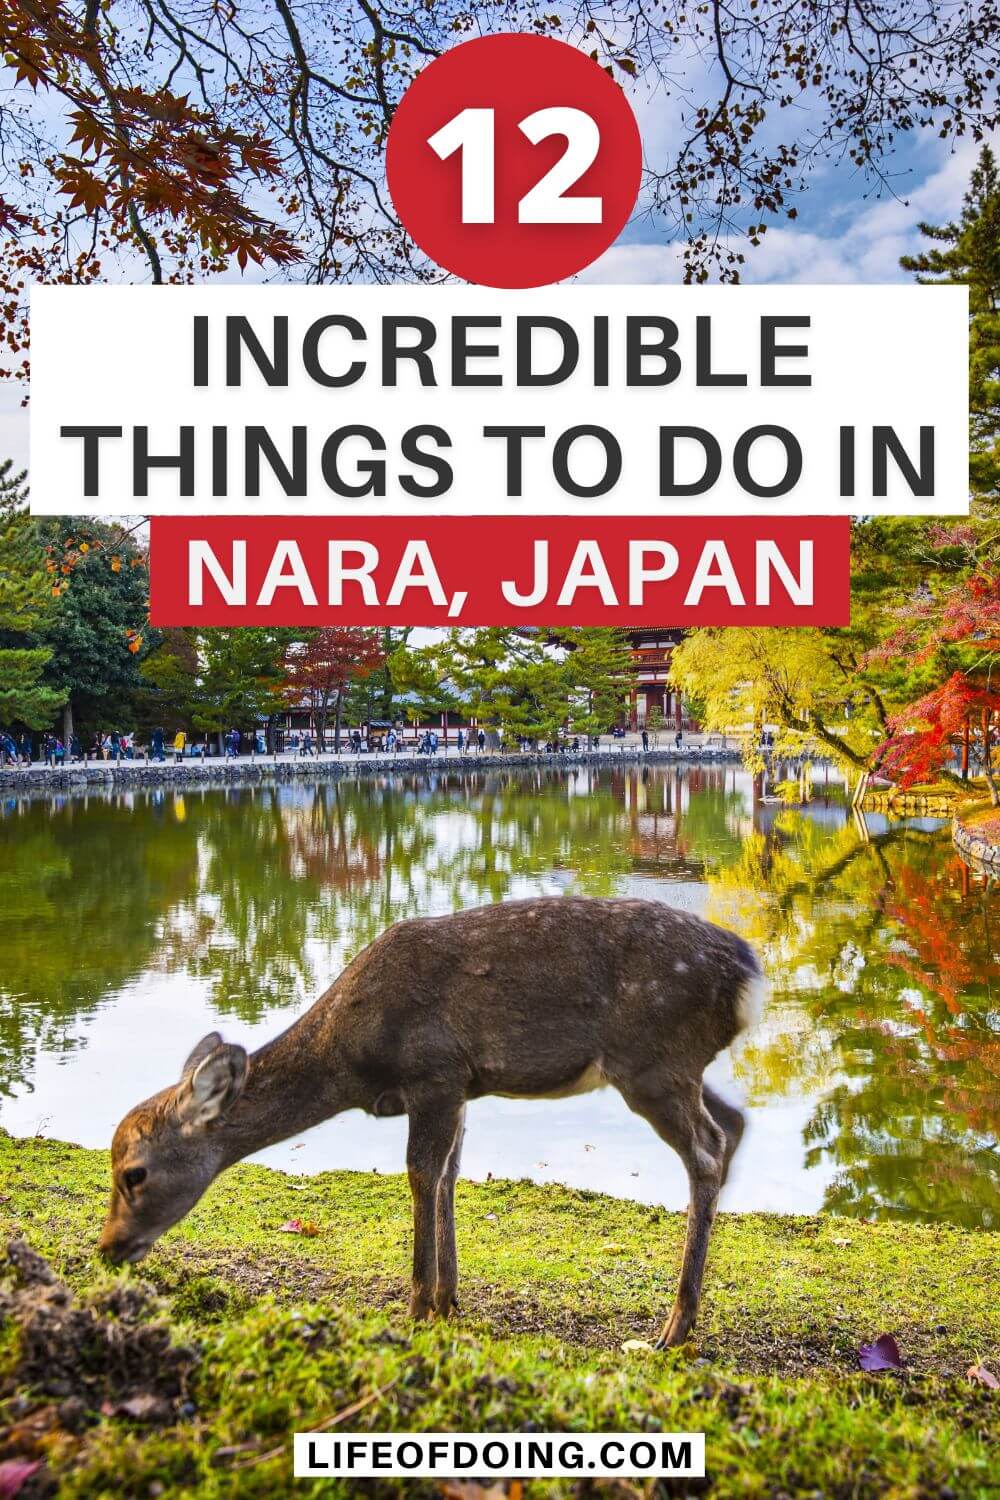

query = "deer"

[{"left": 100, "top": 897, "right": 766, "bottom": 1348}]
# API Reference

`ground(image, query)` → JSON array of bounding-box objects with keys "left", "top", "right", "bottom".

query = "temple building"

[{"left": 624, "top": 628, "right": 688, "bottom": 732}]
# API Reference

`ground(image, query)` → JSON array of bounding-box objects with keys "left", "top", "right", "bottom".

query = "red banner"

[{"left": 149, "top": 515, "right": 850, "bottom": 626}]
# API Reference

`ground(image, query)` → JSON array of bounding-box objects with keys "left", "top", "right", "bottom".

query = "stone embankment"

[
  {"left": 0, "top": 744, "right": 741, "bottom": 792},
  {"left": 862, "top": 788, "right": 956, "bottom": 816},
  {"left": 953, "top": 809, "right": 1000, "bottom": 870}
]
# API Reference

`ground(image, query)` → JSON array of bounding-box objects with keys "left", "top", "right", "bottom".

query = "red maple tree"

[
  {"left": 877, "top": 571, "right": 1000, "bottom": 804},
  {"left": 281, "top": 629, "right": 384, "bottom": 751}
]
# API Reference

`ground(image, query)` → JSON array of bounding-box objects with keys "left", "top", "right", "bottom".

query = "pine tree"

[
  {"left": 391, "top": 627, "right": 633, "bottom": 746},
  {"left": 192, "top": 629, "right": 290, "bottom": 741},
  {"left": 553, "top": 628, "right": 633, "bottom": 739},
  {"left": 901, "top": 144, "right": 1000, "bottom": 518},
  {"left": 0, "top": 461, "right": 65, "bottom": 728}
]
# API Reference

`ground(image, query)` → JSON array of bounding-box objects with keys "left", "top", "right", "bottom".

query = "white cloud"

[{"left": 582, "top": 136, "right": 987, "bottom": 287}]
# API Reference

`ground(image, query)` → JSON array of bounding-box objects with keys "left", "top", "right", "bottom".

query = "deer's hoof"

[{"left": 653, "top": 1318, "right": 694, "bottom": 1350}]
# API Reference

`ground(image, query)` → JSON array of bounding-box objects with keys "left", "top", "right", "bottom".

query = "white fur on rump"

[{"left": 735, "top": 972, "right": 769, "bottom": 1032}]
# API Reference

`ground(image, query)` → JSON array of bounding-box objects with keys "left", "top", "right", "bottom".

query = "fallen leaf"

[
  {"left": 0, "top": 1461, "right": 41, "bottom": 1499},
  {"left": 599, "top": 1242, "right": 626, "bottom": 1254},
  {"left": 967, "top": 1363, "right": 999, "bottom": 1389},
  {"left": 621, "top": 1338, "right": 654, "bottom": 1353},
  {"left": 831, "top": 1237, "right": 852, "bottom": 1247},
  {"left": 858, "top": 1333, "right": 903, "bottom": 1372},
  {"left": 277, "top": 1218, "right": 319, "bottom": 1236}
]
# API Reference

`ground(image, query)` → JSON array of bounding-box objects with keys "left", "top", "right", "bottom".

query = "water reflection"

[{"left": 1, "top": 766, "right": 996, "bottom": 1227}]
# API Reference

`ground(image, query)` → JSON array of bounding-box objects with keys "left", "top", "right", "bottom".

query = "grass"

[{"left": 1, "top": 1130, "right": 998, "bottom": 1497}]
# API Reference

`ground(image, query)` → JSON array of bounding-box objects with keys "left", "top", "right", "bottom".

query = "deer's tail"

[{"left": 731, "top": 943, "right": 769, "bottom": 1034}]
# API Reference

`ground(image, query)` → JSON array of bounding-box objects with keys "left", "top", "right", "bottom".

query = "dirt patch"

[
  {"left": 132, "top": 1247, "right": 875, "bottom": 1368},
  {"left": 146, "top": 1239, "right": 404, "bottom": 1310},
  {"left": 149, "top": 1244, "right": 625, "bottom": 1349},
  {"left": 0, "top": 1239, "right": 200, "bottom": 1493}
]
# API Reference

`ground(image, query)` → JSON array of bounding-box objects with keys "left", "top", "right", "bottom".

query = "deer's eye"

[{"left": 122, "top": 1167, "right": 147, "bottom": 1193}]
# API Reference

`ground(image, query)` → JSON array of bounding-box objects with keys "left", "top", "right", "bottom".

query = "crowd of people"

[
  {"left": 0, "top": 725, "right": 261, "bottom": 766},
  {"left": 1, "top": 722, "right": 672, "bottom": 768}
]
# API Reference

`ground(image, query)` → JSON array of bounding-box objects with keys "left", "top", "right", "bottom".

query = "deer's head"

[{"left": 99, "top": 1033, "right": 248, "bottom": 1265}]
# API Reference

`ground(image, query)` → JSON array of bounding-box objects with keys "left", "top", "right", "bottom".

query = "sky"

[{"left": 2, "top": 80, "right": 987, "bottom": 476}]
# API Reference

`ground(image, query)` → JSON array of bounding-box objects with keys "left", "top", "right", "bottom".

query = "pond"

[{"left": 1, "top": 763, "right": 997, "bottom": 1229}]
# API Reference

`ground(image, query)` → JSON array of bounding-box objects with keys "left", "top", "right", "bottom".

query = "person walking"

[
  {"left": 151, "top": 726, "right": 164, "bottom": 762},
  {"left": 173, "top": 728, "right": 186, "bottom": 763},
  {"left": 456, "top": 728, "right": 464, "bottom": 754},
  {"left": 641, "top": 728, "right": 649, "bottom": 751},
  {"left": 20, "top": 731, "right": 32, "bottom": 764},
  {"left": 70, "top": 733, "right": 82, "bottom": 762},
  {"left": 477, "top": 728, "right": 486, "bottom": 754}
]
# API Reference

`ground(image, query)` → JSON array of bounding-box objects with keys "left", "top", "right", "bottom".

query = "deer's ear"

[
  {"left": 176, "top": 1044, "right": 248, "bottom": 1133},
  {"left": 181, "top": 1032, "right": 224, "bottom": 1081}
]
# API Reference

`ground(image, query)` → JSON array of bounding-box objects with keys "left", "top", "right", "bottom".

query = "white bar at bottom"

[{"left": 293, "top": 1431, "right": 706, "bottom": 1479}]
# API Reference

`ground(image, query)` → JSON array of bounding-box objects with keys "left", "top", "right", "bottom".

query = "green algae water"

[{"left": 1, "top": 762, "right": 996, "bottom": 1228}]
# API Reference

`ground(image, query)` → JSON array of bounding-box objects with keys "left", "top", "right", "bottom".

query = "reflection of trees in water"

[
  {"left": 709, "top": 812, "right": 1000, "bottom": 1229},
  {"left": 0, "top": 770, "right": 642, "bottom": 1091},
  {"left": 0, "top": 792, "right": 201, "bottom": 1094},
  {"left": 3, "top": 772, "right": 997, "bottom": 1230}
]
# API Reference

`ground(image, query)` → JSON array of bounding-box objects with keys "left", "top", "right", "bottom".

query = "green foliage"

[
  {"left": 675, "top": 151, "right": 1000, "bottom": 773},
  {"left": 29, "top": 517, "right": 153, "bottom": 734},
  {"left": 901, "top": 143, "right": 1000, "bottom": 519},
  {"left": 553, "top": 627, "right": 632, "bottom": 737},
  {"left": 358, "top": 628, "right": 413, "bottom": 725},
  {"left": 0, "top": 462, "right": 51, "bottom": 635},
  {"left": 138, "top": 627, "right": 201, "bottom": 731},
  {"left": 0, "top": 462, "right": 64, "bottom": 727},
  {"left": 391, "top": 628, "right": 631, "bottom": 743},
  {"left": 191, "top": 629, "right": 291, "bottom": 735},
  {"left": 0, "top": 647, "right": 64, "bottom": 728},
  {"left": 671, "top": 627, "right": 874, "bottom": 770}
]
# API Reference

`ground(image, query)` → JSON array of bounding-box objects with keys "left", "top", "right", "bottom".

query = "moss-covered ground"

[{"left": 1, "top": 1131, "right": 997, "bottom": 1497}]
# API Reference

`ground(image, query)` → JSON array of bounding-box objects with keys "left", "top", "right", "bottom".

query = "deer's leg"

[
  {"left": 406, "top": 1094, "right": 465, "bottom": 1321},
  {"left": 701, "top": 1082, "right": 745, "bottom": 1188},
  {"left": 434, "top": 1104, "right": 466, "bottom": 1318},
  {"left": 619, "top": 1076, "right": 726, "bottom": 1350}
]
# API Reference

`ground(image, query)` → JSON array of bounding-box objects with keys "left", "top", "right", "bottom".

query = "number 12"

[{"left": 428, "top": 106, "right": 603, "bottom": 225}]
